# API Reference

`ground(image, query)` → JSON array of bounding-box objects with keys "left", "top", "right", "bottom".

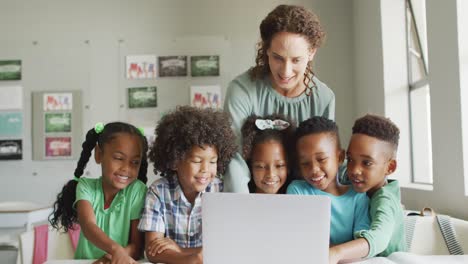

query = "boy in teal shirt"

[{"left": 346, "top": 114, "right": 406, "bottom": 257}]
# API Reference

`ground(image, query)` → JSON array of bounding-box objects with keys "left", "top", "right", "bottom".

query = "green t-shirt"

[
  {"left": 223, "top": 70, "right": 335, "bottom": 193},
  {"left": 355, "top": 180, "right": 406, "bottom": 257},
  {"left": 73, "top": 177, "right": 147, "bottom": 259}
]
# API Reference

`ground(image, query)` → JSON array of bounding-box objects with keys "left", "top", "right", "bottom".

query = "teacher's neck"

[{"left": 272, "top": 83, "right": 306, "bottom": 98}]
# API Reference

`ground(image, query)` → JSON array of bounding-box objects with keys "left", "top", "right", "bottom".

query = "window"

[{"left": 406, "top": 0, "right": 433, "bottom": 184}]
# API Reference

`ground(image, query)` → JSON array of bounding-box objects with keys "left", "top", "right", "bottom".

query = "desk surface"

[
  {"left": 0, "top": 201, "right": 50, "bottom": 213},
  {"left": 356, "top": 252, "right": 468, "bottom": 264},
  {"left": 43, "top": 253, "right": 468, "bottom": 264},
  {"left": 45, "top": 261, "right": 152, "bottom": 264},
  {"left": 0, "top": 202, "right": 52, "bottom": 230}
]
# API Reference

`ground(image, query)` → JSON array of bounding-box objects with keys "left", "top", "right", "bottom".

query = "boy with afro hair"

[{"left": 138, "top": 106, "right": 237, "bottom": 264}]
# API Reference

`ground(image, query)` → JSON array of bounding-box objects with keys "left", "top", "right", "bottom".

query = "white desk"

[
  {"left": 355, "top": 252, "right": 468, "bottom": 263},
  {"left": 0, "top": 201, "right": 52, "bottom": 230},
  {"left": 44, "top": 261, "right": 152, "bottom": 264},
  {"left": 43, "top": 253, "right": 468, "bottom": 264}
]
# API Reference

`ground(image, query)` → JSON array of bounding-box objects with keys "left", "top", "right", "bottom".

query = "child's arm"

[
  {"left": 77, "top": 200, "right": 136, "bottom": 263},
  {"left": 329, "top": 193, "right": 371, "bottom": 263},
  {"left": 353, "top": 194, "right": 371, "bottom": 234},
  {"left": 354, "top": 196, "right": 399, "bottom": 257},
  {"left": 123, "top": 219, "right": 144, "bottom": 259},
  {"left": 329, "top": 238, "right": 369, "bottom": 264},
  {"left": 145, "top": 231, "right": 202, "bottom": 264},
  {"left": 123, "top": 182, "right": 147, "bottom": 260}
]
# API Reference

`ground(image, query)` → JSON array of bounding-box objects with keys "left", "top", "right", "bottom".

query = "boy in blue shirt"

[{"left": 286, "top": 117, "right": 370, "bottom": 257}]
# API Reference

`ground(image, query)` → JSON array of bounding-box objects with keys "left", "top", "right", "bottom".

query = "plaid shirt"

[{"left": 138, "top": 175, "right": 223, "bottom": 248}]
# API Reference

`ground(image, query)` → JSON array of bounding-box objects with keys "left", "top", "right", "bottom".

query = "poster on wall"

[
  {"left": 0, "top": 139, "right": 22, "bottom": 160},
  {"left": 190, "top": 85, "right": 222, "bottom": 109},
  {"left": 0, "top": 112, "right": 22, "bottom": 137},
  {"left": 190, "top": 56, "right": 220, "bottom": 77},
  {"left": 45, "top": 137, "right": 72, "bottom": 157},
  {"left": 126, "top": 55, "right": 157, "bottom": 79},
  {"left": 45, "top": 113, "right": 71, "bottom": 133},
  {"left": 0, "top": 86, "right": 23, "bottom": 110},
  {"left": 0, "top": 60, "right": 21, "bottom": 81},
  {"left": 158, "top": 56, "right": 187, "bottom": 77},
  {"left": 43, "top": 93, "right": 73, "bottom": 111},
  {"left": 128, "top": 86, "right": 157, "bottom": 109}
]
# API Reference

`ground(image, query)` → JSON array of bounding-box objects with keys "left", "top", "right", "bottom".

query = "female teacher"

[{"left": 224, "top": 4, "right": 335, "bottom": 192}]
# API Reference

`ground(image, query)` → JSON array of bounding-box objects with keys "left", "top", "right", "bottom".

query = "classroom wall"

[{"left": 0, "top": 0, "right": 356, "bottom": 205}]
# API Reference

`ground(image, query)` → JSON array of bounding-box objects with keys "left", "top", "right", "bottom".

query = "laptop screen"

[{"left": 202, "top": 193, "right": 331, "bottom": 264}]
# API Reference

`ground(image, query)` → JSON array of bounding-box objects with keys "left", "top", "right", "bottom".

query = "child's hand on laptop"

[
  {"left": 329, "top": 246, "right": 340, "bottom": 264},
  {"left": 147, "top": 237, "right": 182, "bottom": 256}
]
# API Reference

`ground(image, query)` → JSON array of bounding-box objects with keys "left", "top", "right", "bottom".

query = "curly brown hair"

[
  {"left": 149, "top": 106, "right": 237, "bottom": 178},
  {"left": 249, "top": 5, "right": 326, "bottom": 88},
  {"left": 352, "top": 114, "right": 400, "bottom": 150}
]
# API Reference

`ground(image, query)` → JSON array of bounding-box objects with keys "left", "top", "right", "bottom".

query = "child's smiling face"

[
  {"left": 346, "top": 133, "right": 397, "bottom": 196},
  {"left": 95, "top": 133, "right": 142, "bottom": 193},
  {"left": 175, "top": 145, "right": 218, "bottom": 202},
  {"left": 297, "top": 132, "right": 344, "bottom": 193},
  {"left": 251, "top": 140, "right": 288, "bottom": 194}
]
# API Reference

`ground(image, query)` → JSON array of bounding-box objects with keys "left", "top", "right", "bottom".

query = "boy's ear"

[
  {"left": 338, "top": 149, "right": 345, "bottom": 164},
  {"left": 171, "top": 160, "right": 179, "bottom": 171},
  {"left": 94, "top": 144, "right": 102, "bottom": 164},
  {"left": 385, "top": 159, "right": 397, "bottom": 175}
]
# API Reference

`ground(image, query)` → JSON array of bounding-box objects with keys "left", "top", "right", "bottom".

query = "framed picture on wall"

[
  {"left": 190, "top": 85, "right": 222, "bottom": 109},
  {"left": 158, "top": 56, "right": 187, "bottom": 77},
  {"left": 0, "top": 112, "right": 23, "bottom": 137},
  {"left": 43, "top": 93, "right": 73, "bottom": 111},
  {"left": 0, "top": 139, "right": 22, "bottom": 160},
  {"left": 126, "top": 55, "right": 157, "bottom": 79},
  {"left": 190, "top": 56, "right": 220, "bottom": 77},
  {"left": 128, "top": 86, "right": 157, "bottom": 108},
  {"left": 44, "top": 113, "right": 72, "bottom": 133},
  {"left": 45, "top": 137, "right": 72, "bottom": 157},
  {"left": 32, "top": 90, "right": 82, "bottom": 160},
  {"left": 0, "top": 60, "right": 21, "bottom": 81}
]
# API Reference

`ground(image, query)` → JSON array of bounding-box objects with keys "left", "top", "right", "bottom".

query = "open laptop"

[{"left": 202, "top": 193, "right": 331, "bottom": 264}]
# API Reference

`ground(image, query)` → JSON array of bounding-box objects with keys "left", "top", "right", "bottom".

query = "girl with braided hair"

[{"left": 49, "top": 122, "right": 149, "bottom": 263}]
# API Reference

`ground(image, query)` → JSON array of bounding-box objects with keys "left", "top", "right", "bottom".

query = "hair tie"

[
  {"left": 73, "top": 177, "right": 80, "bottom": 182},
  {"left": 255, "top": 119, "right": 290, "bottom": 130},
  {"left": 94, "top": 122, "right": 105, "bottom": 134},
  {"left": 137, "top": 127, "right": 145, "bottom": 136}
]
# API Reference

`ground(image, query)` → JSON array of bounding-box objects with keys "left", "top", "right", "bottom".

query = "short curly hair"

[
  {"left": 149, "top": 106, "right": 237, "bottom": 177},
  {"left": 352, "top": 114, "right": 400, "bottom": 150},
  {"left": 295, "top": 116, "right": 341, "bottom": 149},
  {"left": 249, "top": 5, "right": 326, "bottom": 85}
]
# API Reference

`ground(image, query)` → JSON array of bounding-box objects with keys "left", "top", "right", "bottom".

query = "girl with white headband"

[{"left": 241, "top": 114, "right": 295, "bottom": 194}]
